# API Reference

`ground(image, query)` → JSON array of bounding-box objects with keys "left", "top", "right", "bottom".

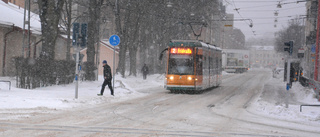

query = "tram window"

[
  {"left": 203, "top": 56, "right": 208, "bottom": 70},
  {"left": 216, "top": 58, "right": 219, "bottom": 68},
  {"left": 210, "top": 57, "right": 214, "bottom": 69},
  {"left": 168, "top": 55, "right": 194, "bottom": 75},
  {"left": 196, "top": 55, "right": 203, "bottom": 75}
]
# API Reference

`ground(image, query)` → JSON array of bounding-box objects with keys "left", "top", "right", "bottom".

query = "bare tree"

[
  {"left": 38, "top": 0, "right": 65, "bottom": 60},
  {"left": 275, "top": 18, "right": 305, "bottom": 58},
  {"left": 114, "top": 0, "right": 129, "bottom": 77},
  {"left": 111, "top": 0, "right": 223, "bottom": 77},
  {"left": 85, "top": 0, "right": 104, "bottom": 81},
  {"left": 60, "top": 0, "right": 73, "bottom": 61}
]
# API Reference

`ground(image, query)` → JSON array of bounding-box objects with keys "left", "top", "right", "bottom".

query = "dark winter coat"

[
  {"left": 141, "top": 65, "right": 149, "bottom": 75},
  {"left": 103, "top": 64, "right": 112, "bottom": 81}
]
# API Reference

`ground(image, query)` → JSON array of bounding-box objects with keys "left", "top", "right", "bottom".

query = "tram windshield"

[{"left": 168, "top": 54, "right": 194, "bottom": 75}]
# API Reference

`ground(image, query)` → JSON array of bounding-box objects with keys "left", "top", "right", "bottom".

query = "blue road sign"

[
  {"left": 109, "top": 35, "right": 120, "bottom": 46},
  {"left": 311, "top": 44, "right": 316, "bottom": 53}
]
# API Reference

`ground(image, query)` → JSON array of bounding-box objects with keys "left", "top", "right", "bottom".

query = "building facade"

[
  {"left": 80, "top": 40, "right": 119, "bottom": 76},
  {"left": 1, "top": 0, "right": 75, "bottom": 76},
  {"left": 303, "top": 0, "right": 318, "bottom": 79},
  {"left": 250, "top": 46, "right": 285, "bottom": 69}
]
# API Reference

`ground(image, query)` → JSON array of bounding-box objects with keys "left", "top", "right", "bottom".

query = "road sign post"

[
  {"left": 73, "top": 23, "right": 87, "bottom": 99},
  {"left": 109, "top": 35, "right": 120, "bottom": 95},
  {"left": 284, "top": 41, "right": 294, "bottom": 108}
]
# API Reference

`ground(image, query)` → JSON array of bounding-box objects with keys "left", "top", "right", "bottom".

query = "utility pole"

[
  {"left": 27, "top": 0, "right": 31, "bottom": 57},
  {"left": 315, "top": 0, "right": 320, "bottom": 81},
  {"left": 22, "top": 0, "right": 31, "bottom": 57}
]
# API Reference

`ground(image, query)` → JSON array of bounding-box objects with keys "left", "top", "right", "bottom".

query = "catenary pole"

[
  {"left": 113, "top": 44, "right": 115, "bottom": 93},
  {"left": 27, "top": 0, "right": 31, "bottom": 57},
  {"left": 314, "top": 0, "right": 320, "bottom": 81},
  {"left": 75, "top": 38, "right": 79, "bottom": 99},
  {"left": 113, "top": 0, "right": 118, "bottom": 93},
  {"left": 22, "top": 0, "right": 27, "bottom": 57}
]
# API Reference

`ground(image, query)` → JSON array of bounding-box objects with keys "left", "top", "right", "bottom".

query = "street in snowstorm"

[
  {"left": 1, "top": 69, "right": 320, "bottom": 137},
  {"left": 1, "top": 0, "right": 320, "bottom": 137}
]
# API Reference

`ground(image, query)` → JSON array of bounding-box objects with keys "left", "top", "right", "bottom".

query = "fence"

[
  {"left": 299, "top": 76, "right": 309, "bottom": 87},
  {"left": 300, "top": 104, "right": 320, "bottom": 112},
  {"left": 0, "top": 80, "right": 11, "bottom": 90}
]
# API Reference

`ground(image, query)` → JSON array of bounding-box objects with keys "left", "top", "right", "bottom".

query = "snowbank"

[
  {"left": 248, "top": 76, "right": 320, "bottom": 123},
  {"left": 0, "top": 74, "right": 164, "bottom": 110}
]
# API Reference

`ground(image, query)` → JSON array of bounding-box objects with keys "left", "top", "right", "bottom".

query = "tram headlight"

[
  {"left": 188, "top": 77, "right": 192, "bottom": 81},
  {"left": 169, "top": 76, "right": 174, "bottom": 80}
]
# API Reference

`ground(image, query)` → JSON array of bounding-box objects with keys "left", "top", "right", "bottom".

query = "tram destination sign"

[{"left": 170, "top": 48, "right": 192, "bottom": 54}]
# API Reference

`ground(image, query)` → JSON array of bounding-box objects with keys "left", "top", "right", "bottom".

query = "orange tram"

[{"left": 163, "top": 40, "right": 222, "bottom": 92}]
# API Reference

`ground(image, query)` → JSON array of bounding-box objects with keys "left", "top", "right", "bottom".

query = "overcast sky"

[{"left": 225, "top": 0, "right": 307, "bottom": 40}]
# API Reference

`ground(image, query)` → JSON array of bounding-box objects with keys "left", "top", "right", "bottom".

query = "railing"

[
  {"left": 299, "top": 76, "right": 309, "bottom": 87},
  {"left": 0, "top": 80, "right": 11, "bottom": 90},
  {"left": 300, "top": 104, "right": 320, "bottom": 112}
]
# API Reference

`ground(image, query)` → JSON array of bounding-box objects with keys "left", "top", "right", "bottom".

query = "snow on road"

[{"left": 1, "top": 70, "right": 320, "bottom": 124}]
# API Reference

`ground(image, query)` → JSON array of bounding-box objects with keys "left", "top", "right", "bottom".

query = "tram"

[{"left": 161, "top": 40, "right": 222, "bottom": 92}]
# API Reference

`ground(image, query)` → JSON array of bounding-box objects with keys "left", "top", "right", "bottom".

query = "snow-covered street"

[{"left": 1, "top": 69, "right": 320, "bottom": 136}]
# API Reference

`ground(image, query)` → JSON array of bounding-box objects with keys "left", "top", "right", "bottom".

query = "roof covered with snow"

[{"left": 0, "top": 1, "right": 41, "bottom": 34}]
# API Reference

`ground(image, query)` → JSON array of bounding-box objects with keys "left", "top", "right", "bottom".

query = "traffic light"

[
  {"left": 72, "top": 23, "right": 80, "bottom": 46},
  {"left": 284, "top": 41, "right": 293, "bottom": 55},
  {"left": 80, "top": 23, "right": 87, "bottom": 48}
]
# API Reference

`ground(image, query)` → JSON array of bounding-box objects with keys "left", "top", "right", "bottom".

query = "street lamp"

[
  {"left": 215, "top": 18, "right": 253, "bottom": 28},
  {"left": 167, "top": 0, "right": 173, "bottom": 8},
  {"left": 102, "top": 17, "right": 108, "bottom": 23},
  {"left": 277, "top": 2, "right": 282, "bottom": 8},
  {"left": 274, "top": 11, "right": 279, "bottom": 16},
  {"left": 276, "top": 0, "right": 309, "bottom": 8}
]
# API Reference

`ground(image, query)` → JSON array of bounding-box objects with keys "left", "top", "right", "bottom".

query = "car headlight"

[{"left": 188, "top": 77, "right": 192, "bottom": 80}]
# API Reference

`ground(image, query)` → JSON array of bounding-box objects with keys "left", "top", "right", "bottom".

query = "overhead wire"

[
  {"left": 225, "top": 0, "right": 306, "bottom": 37},
  {"left": 239, "top": 6, "right": 305, "bottom": 12},
  {"left": 229, "top": 0, "right": 256, "bottom": 36},
  {"left": 239, "top": 15, "right": 301, "bottom": 20},
  {"left": 231, "top": 0, "right": 288, "bottom": 2}
]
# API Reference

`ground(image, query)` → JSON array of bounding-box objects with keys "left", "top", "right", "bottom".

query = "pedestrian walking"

[
  {"left": 98, "top": 60, "right": 114, "bottom": 96},
  {"left": 141, "top": 64, "right": 149, "bottom": 80}
]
